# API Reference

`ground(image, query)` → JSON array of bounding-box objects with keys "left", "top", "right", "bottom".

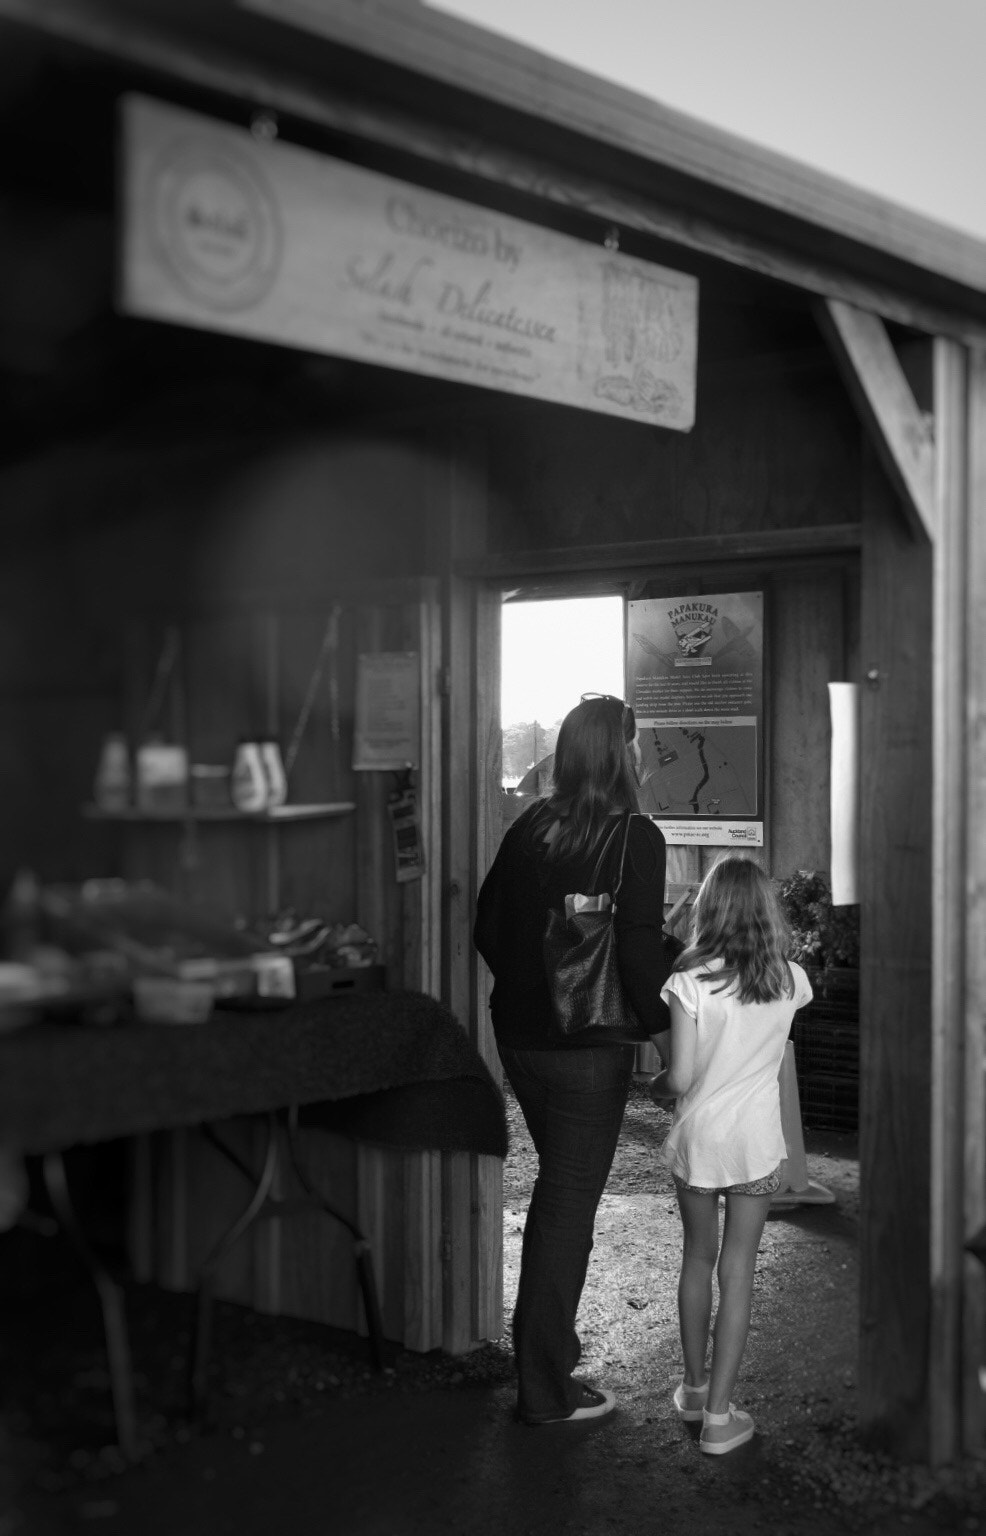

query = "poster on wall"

[
  {"left": 353, "top": 652, "right": 419, "bottom": 771},
  {"left": 627, "top": 593, "right": 764, "bottom": 847},
  {"left": 119, "top": 94, "right": 698, "bottom": 430}
]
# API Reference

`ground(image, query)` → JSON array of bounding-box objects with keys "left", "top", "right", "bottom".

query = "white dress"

[{"left": 659, "top": 959, "right": 813, "bottom": 1189}]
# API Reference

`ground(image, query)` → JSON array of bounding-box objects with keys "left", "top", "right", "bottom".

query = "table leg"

[
  {"left": 42, "top": 1151, "right": 140, "bottom": 1462},
  {"left": 286, "top": 1109, "right": 385, "bottom": 1370},
  {"left": 188, "top": 1112, "right": 279, "bottom": 1418}
]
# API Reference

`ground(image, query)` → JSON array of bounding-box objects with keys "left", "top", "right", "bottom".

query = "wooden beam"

[
  {"left": 4, "top": 1, "right": 986, "bottom": 345},
  {"left": 456, "top": 524, "right": 862, "bottom": 582},
  {"left": 816, "top": 300, "right": 936, "bottom": 543},
  {"left": 239, "top": 0, "right": 986, "bottom": 302},
  {"left": 929, "top": 339, "right": 969, "bottom": 1464}
]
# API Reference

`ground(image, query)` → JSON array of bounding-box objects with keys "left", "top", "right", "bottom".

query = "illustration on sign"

[
  {"left": 121, "top": 95, "right": 698, "bottom": 430},
  {"left": 148, "top": 137, "right": 284, "bottom": 311},
  {"left": 627, "top": 593, "right": 764, "bottom": 847}
]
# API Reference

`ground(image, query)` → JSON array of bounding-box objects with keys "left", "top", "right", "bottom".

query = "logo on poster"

[
  {"left": 667, "top": 602, "right": 718, "bottom": 658},
  {"left": 149, "top": 137, "right": 283, "bottom": 311}
]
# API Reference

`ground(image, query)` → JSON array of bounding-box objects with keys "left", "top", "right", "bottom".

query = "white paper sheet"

[{"left": 828, "top": 682, "right": 859, "bottom": 906}]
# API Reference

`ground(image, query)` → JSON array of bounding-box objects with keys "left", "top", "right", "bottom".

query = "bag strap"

[
  {"left": 610, "top": 811, "right": 633, "bottom": 904},
  {"left": 587, "top": 811, "right": 632, "bottom": 897}
]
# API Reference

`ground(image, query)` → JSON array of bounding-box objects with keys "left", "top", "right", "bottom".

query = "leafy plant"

[{"left": 775, "top": 869, "right": 860, "bottom": 970}]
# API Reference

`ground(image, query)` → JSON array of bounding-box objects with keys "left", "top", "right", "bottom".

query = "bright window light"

[{"left": 501, "top": 596, "right": 624, "bottom": 787}]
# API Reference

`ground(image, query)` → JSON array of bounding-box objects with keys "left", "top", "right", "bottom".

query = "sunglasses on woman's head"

[{"left": 579, "top": 693, "right": 636, "bottom": 740}]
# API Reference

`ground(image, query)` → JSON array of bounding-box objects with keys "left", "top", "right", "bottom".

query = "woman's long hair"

[
  {"left": 540, "top": 696, "right": 640, "bottom": 862},
  {"left": 676, "top": 856, "right": 795, "bottom": 1003}
]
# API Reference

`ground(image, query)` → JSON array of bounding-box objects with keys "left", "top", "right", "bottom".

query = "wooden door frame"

[{"left": 821, "top": 305, "right": 986, "bottom": 1461}]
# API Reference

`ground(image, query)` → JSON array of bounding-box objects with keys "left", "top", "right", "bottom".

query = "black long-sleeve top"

[{"left": 473, "top": 801, "right": 672, "bottom": 1049}]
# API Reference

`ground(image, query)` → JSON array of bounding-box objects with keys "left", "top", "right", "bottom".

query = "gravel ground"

[{"left": 3, "top": 1080, "right": 985, "bottom": 1535}]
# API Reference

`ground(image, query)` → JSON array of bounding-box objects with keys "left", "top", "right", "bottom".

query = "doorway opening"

[{"left": 500, "top": 594, "right": 624, "bottom": 792}]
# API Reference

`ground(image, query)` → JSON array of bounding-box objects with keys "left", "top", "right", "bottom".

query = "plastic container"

[
  {"left": 136, "top": 739, "right": 189, "bottom": 812},
  {"left": 133, "top": 977, "right": 214, "bottom": 1025}
]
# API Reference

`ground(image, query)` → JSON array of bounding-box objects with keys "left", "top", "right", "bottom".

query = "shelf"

[{"left": 83, "top": 803, "right": 356, "bottom": 823}]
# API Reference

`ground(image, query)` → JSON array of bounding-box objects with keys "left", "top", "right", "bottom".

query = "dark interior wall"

[
  {"left": 0, "top": 425, "right": 442, "bottom": 943},
  {"left": 486, "top": 354, "right": 861, "bottom": 549}
]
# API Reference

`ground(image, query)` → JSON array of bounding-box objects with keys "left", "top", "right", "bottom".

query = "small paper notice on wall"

[
  {"left": 388, "top": 785, "right": 425, "bottom": 883},
  {"left": 829, "top": 682, "right": 859, "bottom": 906},
  {"left": 353, "top": 652, "right": 419, "bottom": 771}
]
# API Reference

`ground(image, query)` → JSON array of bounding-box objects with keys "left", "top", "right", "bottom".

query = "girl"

[{"left": 650, "top": 856, "right": 813, "bottom": 1455}]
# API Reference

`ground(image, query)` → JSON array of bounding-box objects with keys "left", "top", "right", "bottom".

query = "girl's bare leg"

[
  {"left": 706, "top": 1191, "right": 773, "bottom": 1416},
  {"left": 674, "top": 1185, "right": 720, "bottom": 1387}
]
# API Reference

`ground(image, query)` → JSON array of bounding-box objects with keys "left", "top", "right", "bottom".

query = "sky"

[{"left": 425, "top": 0, "right": 986, "bottom": 243}]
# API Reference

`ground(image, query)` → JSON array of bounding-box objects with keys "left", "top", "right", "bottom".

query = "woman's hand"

[
  {"left": 647, "top": 1070, "right": 676, "bottom": 1105},
  {"left": 650, "top": 1028, "right": 671, "bottom": 1068}
]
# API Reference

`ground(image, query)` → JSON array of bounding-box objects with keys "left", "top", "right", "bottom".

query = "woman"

[{"left": 474, "top": 693, "right": 671, "bottom": 1425}]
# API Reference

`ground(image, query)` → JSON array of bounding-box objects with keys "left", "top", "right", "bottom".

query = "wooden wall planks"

[{"left": 486, "top": 365, "right": 861, "bottom": 555}]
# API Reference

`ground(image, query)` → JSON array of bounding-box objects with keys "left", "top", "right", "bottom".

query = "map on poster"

[{"left": 627, "top": 592, "right": 764, "bottom": 846}]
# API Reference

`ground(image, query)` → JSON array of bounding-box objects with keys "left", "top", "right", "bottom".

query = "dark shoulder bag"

[{"left": 543, "top": 811, "right": 642, "bottom": 1037}]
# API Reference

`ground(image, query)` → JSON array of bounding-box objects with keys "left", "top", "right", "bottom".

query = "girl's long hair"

[
  {"left": 676, "top": 856, "right": 795, "bottom": 1003},
  {"left": 540, "top": 696, "right": 640, "bottom": 862}
]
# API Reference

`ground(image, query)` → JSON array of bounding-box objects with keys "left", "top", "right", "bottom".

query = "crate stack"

[{"left": 791, "top": 968, "right": 859, "bottom": 1132}]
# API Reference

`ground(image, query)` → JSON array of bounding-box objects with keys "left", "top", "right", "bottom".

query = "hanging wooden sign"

[{"left": 119, "top": 94, "right": 698, "bottom": 430}]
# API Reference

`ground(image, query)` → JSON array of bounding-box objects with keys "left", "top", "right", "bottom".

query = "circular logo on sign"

[{"left": 149, "top": 136, "right": 283, "bottom": 312}]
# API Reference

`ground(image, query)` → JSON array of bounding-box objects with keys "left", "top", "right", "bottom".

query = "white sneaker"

[
  {"left": 699, "top": 1404, "right": 755, "bottom": 1455},
  {"left": 529, "top": 1384, "right": 616, "bottom": 1424},
  {"left": 673, "top": 1379, "right": 709, "bottom": 1422}
]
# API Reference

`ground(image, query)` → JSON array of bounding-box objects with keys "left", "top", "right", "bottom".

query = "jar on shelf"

[
  {"left": 136, "top": 737, "right": 189, "bottom": 812},
  {"left": 259, "top": 739, "right": 287, "bottom": 808},
  {"left": 231, "top": 740, "right": 268, "bottom": 812}
]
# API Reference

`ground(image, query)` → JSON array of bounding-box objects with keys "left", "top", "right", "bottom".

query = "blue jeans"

[{"left": 499, "top": 1043, "right": 635, "bottom": 1422}]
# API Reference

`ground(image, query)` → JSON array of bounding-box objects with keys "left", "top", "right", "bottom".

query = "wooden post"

[
  {"left": 929, "top": 339, "right": 969, "bottom": 1463},
  {"left": 962, "top": 347, "right": 986, "bottom": 1453},
  {"left": 858, "top": 439, "right": 933, "bottom": 1458},
  {"left": 441, "top": 427, "right": 505, "bottom": 1351}
]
